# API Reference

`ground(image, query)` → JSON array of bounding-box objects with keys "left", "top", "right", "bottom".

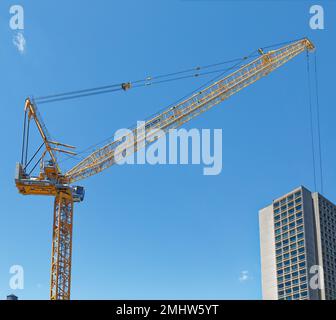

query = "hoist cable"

[
  {"left": 34, "top": 38, "right": 302, "bottom": 105},
  {"left": 35, "top": 87, "right": 122, "bottom": 105},
  {"left": 314, "top": 52, "right": 324, "bottom": 194},
  {"left": 33, "top": 56, "right": 259, "bottom": 105},
  {"left": 306, "top": 51, "right": 317, "bottom": 192},
  {"left": 58, "top": 49, "right": 258, "bottom": 163}
]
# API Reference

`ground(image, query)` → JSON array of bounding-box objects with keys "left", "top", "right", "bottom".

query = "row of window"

[
  {"left": 274, "top": 198, "right": 302, "bottom": 214},
  {"left": 276, "top": 240, "right": 305, "bottom": 253},
  {"left": 278, "top": 276, "right": 307, "bottom": 289},
  {"left": 274, "top": 212, "right": 303, "bottom": 228},
  {"left": 319, "top": 197, "right": 336, "bottom": 212},
  {"left": 277, "top": 262, "right": 306, "bottom": 275},
  {"left": 276, "top": 246, "right": 305, "bottom": 257},
  {"left": 322, "top": 233, "right": 336, "bottom": 244},
  {"left": 278, "top": 285, "right": 308, "bottom": 297},
  {"left": 274, "top": 191, "right": 302, "bottom": 208},
  {"left": 275, "top": 235, "right": 305, "bottom": 248},
  {"left": 276, "top": 254, "right": 306, "bottom": 268},
  {"left": 275, "top": 222, "right": 304, "bottom": 235},
  {"left": 278, "top": 269, "right": 307, "bottom": 283},
  {"left": 274, "top": 208, "right": 302, "bottom": 223},
  {"left": 279, "top": 290, "right": 308, "bottom": 300}
]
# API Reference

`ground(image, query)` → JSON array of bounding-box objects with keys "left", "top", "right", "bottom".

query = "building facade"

[{"left": 259, "top": 186, "right": 336, "bottom": 300}]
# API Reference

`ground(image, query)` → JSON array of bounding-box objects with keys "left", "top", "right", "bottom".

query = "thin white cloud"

[
  {"left": 239, "top": 270, "right": 250, "bottom": 283},
  {"left": 13, "top": 32, "right": 26, "bottom": 54}
]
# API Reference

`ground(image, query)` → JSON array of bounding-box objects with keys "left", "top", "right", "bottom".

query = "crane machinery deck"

[{"left": 15, "top": 38, "right": 315, "bottom": 300}]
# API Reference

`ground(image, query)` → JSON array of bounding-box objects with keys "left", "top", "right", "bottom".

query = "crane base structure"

[{"left": 15, "top": 38, "right": 315, "bottom": 300}]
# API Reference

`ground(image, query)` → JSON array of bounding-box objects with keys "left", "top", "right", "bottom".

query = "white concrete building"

[{"left": 259, "top": 186, "right": 336, "bottom": 300}]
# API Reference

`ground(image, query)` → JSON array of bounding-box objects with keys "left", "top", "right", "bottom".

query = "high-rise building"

[{"left": 259, "top": 186, "right": 336, "bottom": 300}]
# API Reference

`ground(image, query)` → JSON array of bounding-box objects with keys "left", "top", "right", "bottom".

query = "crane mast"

[{"left": 15, "top": 38, "right": 315, "bottom": 300}]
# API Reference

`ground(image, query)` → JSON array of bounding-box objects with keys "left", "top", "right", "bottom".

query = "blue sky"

[{"left": 0, "top": 0, "right": 335, "bottom": 300}]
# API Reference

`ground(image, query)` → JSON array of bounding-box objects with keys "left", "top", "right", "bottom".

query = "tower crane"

[{"left": 15, "top": 38, "right": 315, "bottom": 300}]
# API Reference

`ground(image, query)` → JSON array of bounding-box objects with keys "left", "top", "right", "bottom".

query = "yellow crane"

[{"left": 15, "top": 38, "right": 315, "bottom": 300}]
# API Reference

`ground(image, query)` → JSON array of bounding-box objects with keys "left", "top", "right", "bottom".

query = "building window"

[
  {"left": 297, "top": 233, "right": 304, "bottom": 240},
  {"left": 290, "top": 243, "right": 297, "bottom": 250},
  {"left": 292, "top": 265, "right": 298, "bottom": 271},
  {"left": 298, "top": 240, "right": 304, "bottom": 247},
  {"left": 299, "top": 269, "right": 306, "bottom": 276},
  {"left": 296, "top": 212, "right": 303, "bottom": 218},
  {"left": 291, "top": 250, "right": 297, "bottom": 257},
  {"left": 299, "top": 254, "right": 305, "bottom": 261},
  {"left": 301, "top": 291, "right": 308, "bottom": 297}
]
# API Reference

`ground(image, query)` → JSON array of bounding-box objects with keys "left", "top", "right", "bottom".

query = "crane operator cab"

[
  {"left": 71, "top": 186, "right": 85, "bottom": 203},
  {"left": 42, "top": 159, "right": 58, "bottom": 180}
]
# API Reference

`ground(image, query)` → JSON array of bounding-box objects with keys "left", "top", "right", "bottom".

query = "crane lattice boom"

[{"left": 65, "top": 38, "right": 314, "bottom": 183}]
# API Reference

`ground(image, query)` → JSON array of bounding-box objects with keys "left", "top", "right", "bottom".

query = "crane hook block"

[{"left": 121, "top": 82, "right": 132, "bottom": 91}]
